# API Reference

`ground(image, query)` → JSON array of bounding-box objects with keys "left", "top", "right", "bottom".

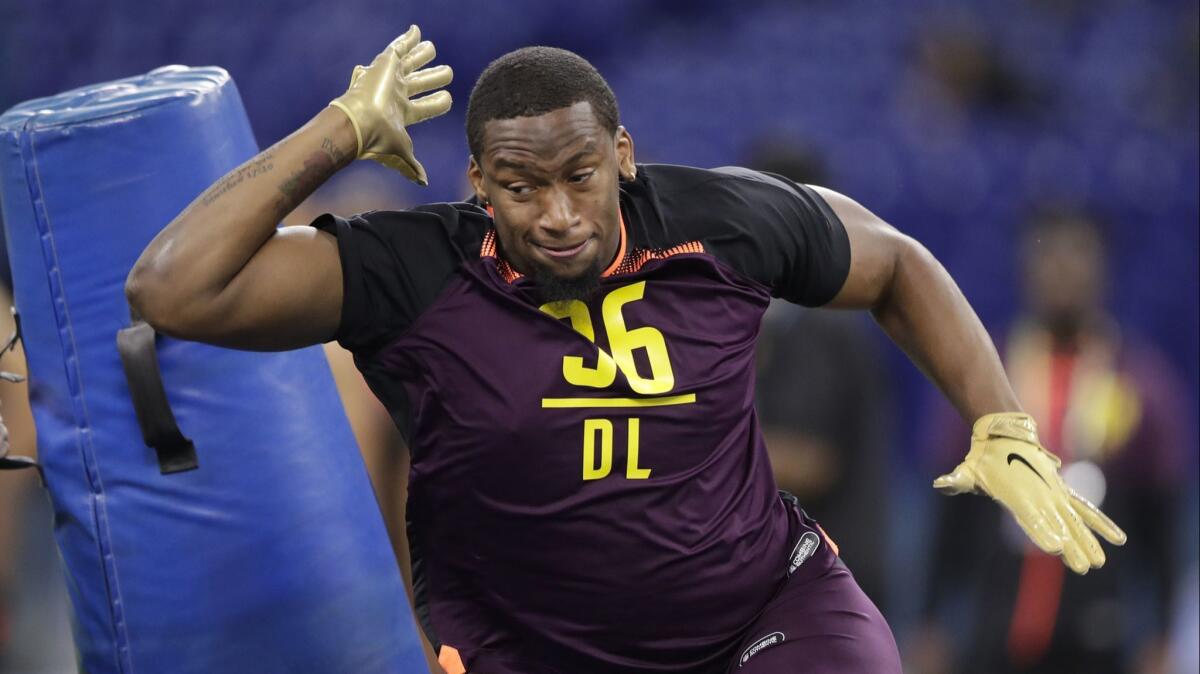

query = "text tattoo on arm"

[
  {"left": 274, "top": 138, "right": 348, "bottom": 216},
  {"left": 199, "top": 152, "right": 275, "bottom": 207}
]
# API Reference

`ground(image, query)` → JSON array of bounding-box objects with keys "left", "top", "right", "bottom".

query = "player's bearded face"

[{"left": 469, "top": 101, "right": 634, "bottom": 303}]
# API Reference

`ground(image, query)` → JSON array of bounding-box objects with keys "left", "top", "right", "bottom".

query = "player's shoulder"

[
  {"left": 638, "top": 162, "right": 797, "bottom": 195},
  {"left": 638, "top": 163, "right": 806, "bottom": 205},
  {"left": 311, "top": 201, "right": 494, "bottom": 354},
  {"left": 341, "top": 200, "right": 493, "bottom": 259},
  {"left": 622, "top": 163, "right": 851, "bottom": 306},
  {"left": 624, "top": 163, "right": 823, "bottom": 245},
  {"left": 635, "top": 163, "right": 814, "bottom": 217}
]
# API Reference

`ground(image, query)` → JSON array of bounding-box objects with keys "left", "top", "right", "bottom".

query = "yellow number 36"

[{"left": 539, "top": 281, "right": 675, "bottom": 395}]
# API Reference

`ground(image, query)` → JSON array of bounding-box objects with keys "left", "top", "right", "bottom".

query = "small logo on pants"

[
  {"left": 788, "top": 531, "right": 820, "bottom": 576},
  {"left": 740, "top": 631, "right": 785, "bottom": 667}
]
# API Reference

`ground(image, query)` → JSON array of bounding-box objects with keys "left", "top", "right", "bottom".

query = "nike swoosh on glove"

[{"left": 934, "top": 412, "right": 1127, "bottom": 574}]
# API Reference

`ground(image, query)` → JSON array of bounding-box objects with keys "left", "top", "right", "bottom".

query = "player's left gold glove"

[{"left": 933, "top": 412, "right": 1126, "bottom": 574}]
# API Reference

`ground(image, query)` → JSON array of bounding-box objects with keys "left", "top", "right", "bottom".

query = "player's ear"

[
  {"left": 615, "top": 126, "right": 636, "bottom": 180},
  {"left": 467, "top": 155, "right": 488, "bottom": 204}
]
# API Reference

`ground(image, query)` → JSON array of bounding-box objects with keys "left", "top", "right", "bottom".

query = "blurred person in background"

[
  {"left": 749, "top": 143, "right": 894, "bottom": 609},
  {"left": 0, "top": 275, "right": 75, "bottom": 674},
  {"left": 321, "top": 335, "right": 439, "bottom": 671},
  {"left": 913, "top": 208, "right": 1193, "bottom": 674},
  {"left": 0, "top": 289, "right": 19, "bottom": 666},
  {"left": 286, "top": 172, "right": 440, "bottom": 671}
]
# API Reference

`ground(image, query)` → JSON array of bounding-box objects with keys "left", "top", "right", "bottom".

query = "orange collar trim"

[{"left": 600, "top": 211, "right": 628, "bottom": 278}]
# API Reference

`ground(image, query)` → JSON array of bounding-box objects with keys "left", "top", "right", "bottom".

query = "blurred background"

[{"left": 0, "top": 0, "right": 1196, "bottom": 673}]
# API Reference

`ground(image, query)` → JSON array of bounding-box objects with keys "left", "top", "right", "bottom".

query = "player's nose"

[{"left": 537, "top": 186, "right": 581, "bottom": 236}]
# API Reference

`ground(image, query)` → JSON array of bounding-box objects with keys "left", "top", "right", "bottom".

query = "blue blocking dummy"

[{"left": 0, "top": 67, "right": 427, "bottom": 673}]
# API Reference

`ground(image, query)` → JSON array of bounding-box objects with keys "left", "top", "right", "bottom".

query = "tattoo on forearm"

[
  {"left": 199, "top": 153, "right": 275, "bottom": 207},
  {"left": 275, "top": 139, "right": 345, "bottom": 215},
  {"left": 321, "top": 137, "right": 349, "bottom": 166}
]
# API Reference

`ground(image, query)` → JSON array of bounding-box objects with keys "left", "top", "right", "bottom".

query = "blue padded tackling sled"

[{"left": 0, "top": 66, "right": 426, "bottom": 674}]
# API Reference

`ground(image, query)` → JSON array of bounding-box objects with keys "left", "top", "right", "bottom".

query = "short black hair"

[{"left": 466, "top": 46, "right": 620, "bottom": 160}]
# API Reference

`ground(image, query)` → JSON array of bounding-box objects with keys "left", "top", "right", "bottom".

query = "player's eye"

[
  {"left": 505, "top": 183, "right": 534, "bottom": 195},
  {"left": 569, "top": 170, "right": 595, "bottom": 184}
]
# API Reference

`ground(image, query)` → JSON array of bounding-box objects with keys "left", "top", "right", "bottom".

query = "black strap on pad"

[{"left": 116, "top": 315, "right": 198, "bottom": 474}]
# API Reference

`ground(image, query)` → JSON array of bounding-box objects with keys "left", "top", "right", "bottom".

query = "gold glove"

[
  {"left": 329, "top": 25, "right": 453, "bottom": 185},
  {"left": 934, "top": 412, "right": 1127, "bottom": 574}
]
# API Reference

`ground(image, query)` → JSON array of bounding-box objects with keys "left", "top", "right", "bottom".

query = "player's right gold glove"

[
  {"left": 933, "top": 412, "right": 1127, "bottom": 575},
  {"left": 329, "top": 25, "right": 453, "bottom": 185}
]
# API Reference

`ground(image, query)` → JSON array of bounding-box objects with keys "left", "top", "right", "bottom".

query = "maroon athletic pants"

[{"left": 726, "top": 557, "right": 901, "bottom": 673}]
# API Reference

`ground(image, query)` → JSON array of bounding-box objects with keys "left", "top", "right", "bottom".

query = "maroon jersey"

[{"left": 312, "top": 164, "right": 851, "bottom": 673}]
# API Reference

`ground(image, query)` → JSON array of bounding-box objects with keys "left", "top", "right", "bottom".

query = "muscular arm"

[
  {"left": 813, "top": 186, "right": 1021, "bottom": 422},
  {"left": 808, "top": 188, "right": 1127, "bottom": 572},
  {"left": 125, "top": 107, "right": 354, "bottom": 351},
  {"left": 128, "top": 27, "right": 450, "bottom": 351}
]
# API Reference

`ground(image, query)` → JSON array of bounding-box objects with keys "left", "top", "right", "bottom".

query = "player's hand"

[
  {"left": 933, "top": 412, "right": 1126, "bottom": 574},
  {"left": 328, "top": 25, "right": 453, "bottom": 185}
]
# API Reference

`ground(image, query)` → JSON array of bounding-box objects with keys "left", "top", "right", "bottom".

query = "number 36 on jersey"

[{"left": 539, "top": 281, "right": 696, "bottom": 482}]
